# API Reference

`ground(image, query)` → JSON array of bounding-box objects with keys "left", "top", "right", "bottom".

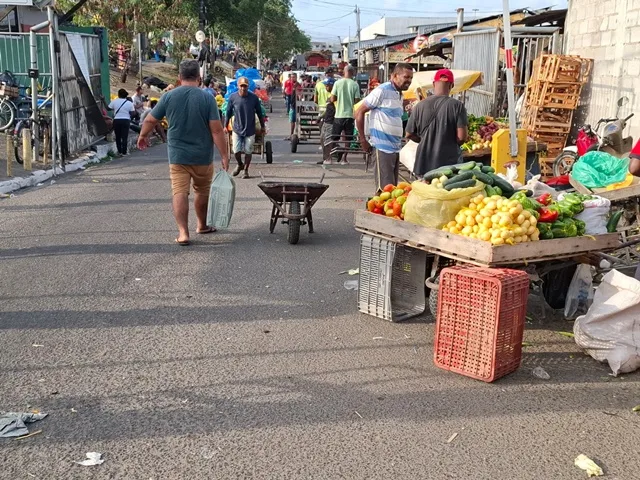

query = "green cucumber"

[
  {"left": 443, "top": 171, "right": 475, "bottom": 186},
  {"left": 472, "top": 171, "right": 494, "bottom": 186},
  {"left": 490, "top": 174, "right": 515, "bottom": 197},
  {"left": 481, "top": 165, "right": 495, "bottom": 173},
  {"left": 444, "top": 179, "right": 477, "bottom": 191},
  {"left": 456, "top": 161, "right": 477, "bottom": 171},
  {"left": 423, "top": 168, "right": 454, "bottom": 181},
  {"left": 494, "top": 186, "right": 502, "bottom": 196}
]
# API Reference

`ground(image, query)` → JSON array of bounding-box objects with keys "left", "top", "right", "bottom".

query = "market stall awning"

[{"left": 404, "top": 70, "right": 484, "bottom": 100}]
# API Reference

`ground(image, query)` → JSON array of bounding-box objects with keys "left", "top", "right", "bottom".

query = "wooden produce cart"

[
  {"left": 355, "top": 210, "right": 620, "bottom": 267},
  {"left": 354, "top": 209, "right": 621, "bottom": 319}
]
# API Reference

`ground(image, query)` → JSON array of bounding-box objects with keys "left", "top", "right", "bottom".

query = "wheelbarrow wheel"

[
  {"left": 428, "top": 276, "right": 440, "bottom": 318},
  {"left": 265, "top": 141, "right": 273, "bottom": 164},
  {"left": 291, "top": 134, "right": 299, "bottom": 153},
  {"left": 287, "top": 201, "right": 301, "bottom": 245}
]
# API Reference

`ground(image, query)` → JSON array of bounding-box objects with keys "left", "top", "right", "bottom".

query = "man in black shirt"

[{"left": 405, "top": 69, "right": 468, "bottom": 176}]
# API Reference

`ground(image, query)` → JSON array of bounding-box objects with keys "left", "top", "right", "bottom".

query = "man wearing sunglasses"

[{"left": 225, "top": 77, "right": 265, "bottom": 178}]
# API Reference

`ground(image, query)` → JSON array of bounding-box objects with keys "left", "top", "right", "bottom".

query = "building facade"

[{"left": 564, "top": 0, "right": 640, "bottom": 139}]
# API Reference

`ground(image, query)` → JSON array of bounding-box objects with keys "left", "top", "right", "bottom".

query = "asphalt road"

[{"left": 1, "top": 98, "right": 639, "bottom": 480}]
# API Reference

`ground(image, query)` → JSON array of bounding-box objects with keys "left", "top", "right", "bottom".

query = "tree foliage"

[{"left": 59, "top": 0, "right": 310, "bottom": 61}]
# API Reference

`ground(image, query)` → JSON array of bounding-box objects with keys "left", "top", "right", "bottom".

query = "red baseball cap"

[{"left": 434, "top": 69, "right": 454, "bottom": 84}]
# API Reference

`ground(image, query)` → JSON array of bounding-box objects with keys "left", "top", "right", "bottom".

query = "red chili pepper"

[
  {"left": 536, "top": 193, "right": 552, "bottom": 206},
  {"left": 538, "top": 207, "right": 559, "bottom": 223}
]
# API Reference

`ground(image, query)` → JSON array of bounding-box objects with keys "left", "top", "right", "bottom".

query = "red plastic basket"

[{"left": 434, "top": 266, "right": 529, "bottom": 382}]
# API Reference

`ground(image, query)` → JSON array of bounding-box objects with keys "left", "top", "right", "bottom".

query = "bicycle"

[{"left": 0, "top": 95, "right": 53, "bottom": 165}]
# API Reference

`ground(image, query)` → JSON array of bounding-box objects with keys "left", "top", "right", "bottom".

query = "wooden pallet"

[
  {"left": 527, "top": 81, "right": 582, "bottom": 110},
  {"left": 535, "top": 55, "right": 585, "bottom": 83}
]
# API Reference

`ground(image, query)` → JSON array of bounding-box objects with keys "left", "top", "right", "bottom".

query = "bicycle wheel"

[{"left": 0, "top": 99, "right": 15, "bottom": 132}]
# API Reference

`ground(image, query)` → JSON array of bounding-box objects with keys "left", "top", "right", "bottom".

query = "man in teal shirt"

[
  {"left": 330, "top": 65, "right": 360, "bottom": 164},
  {"left": 137, "top": 59, "right": 229, "bottom": 246}
]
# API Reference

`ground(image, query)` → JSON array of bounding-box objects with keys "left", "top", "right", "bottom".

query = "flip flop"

[
  {"left": 175, "top": 238, "right": 190, "bottom": 246},
  {"left": 196, "top": 227, "right": 217, "bottom": 234}
]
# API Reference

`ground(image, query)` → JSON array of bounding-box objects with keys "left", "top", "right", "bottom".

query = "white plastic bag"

[
  {"left": 497, "top": 164, "right": 523, "bottom": 189},
  {"left": 399, "top": 140, "right": 419, "bottom": 174},
  {"left": 560, "top": 194, "right": 611, "bottom": 235},
  {"left": 564, "top": 264, "right": 593, "bottom": 319},
  {"left": 206, "top": 170, "right": 236, "bottom": 229},
  {"left": 574, "top": 270, "right": 640, "bottom": 375},
  {"left": 524, "top": 175, "right": 558, "bottom": 199}
]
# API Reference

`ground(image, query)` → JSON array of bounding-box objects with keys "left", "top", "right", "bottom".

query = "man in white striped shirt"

[{"left": 356, "top": 63, "right": 414, "bottom": 192}]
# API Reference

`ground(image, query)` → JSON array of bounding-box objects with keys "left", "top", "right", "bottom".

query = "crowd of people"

[{"left": 102, "top": 53, "right": 470, "bottom": 246}]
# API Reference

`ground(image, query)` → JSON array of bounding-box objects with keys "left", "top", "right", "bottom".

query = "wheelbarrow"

[{"left": 258, "top": 173, "right": 329, "bottom": 244}]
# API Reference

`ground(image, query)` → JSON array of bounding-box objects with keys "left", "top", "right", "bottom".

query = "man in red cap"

[{"left": 405, "top": 68, "right": 468, "bottom": 176}]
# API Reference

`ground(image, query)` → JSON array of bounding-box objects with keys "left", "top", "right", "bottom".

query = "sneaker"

[
  {"left": 339, "top": 159, "right": 349, "bottom": 165},
  {"left": 232, "top": 163, "right": 244, "bottom": 176},
  {"left": 316, "top": 160, "right": 325, "bottom": 165},
  {"left": 323, "top": 159, "right": 333, "bottom": 165},
  {"left": 242, "top": 170, "right": 250, "bottom": 179}
]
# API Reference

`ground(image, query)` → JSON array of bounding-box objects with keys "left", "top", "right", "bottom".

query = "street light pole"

[
  {"left": 256, "top": 20, "right": 261, "bottom": 71},
  {"left": 355, "top": 5, "right": 361, "bottom": 70}
]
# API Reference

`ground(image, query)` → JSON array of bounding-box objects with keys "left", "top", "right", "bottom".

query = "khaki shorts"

[{"left": 169, "top": 163, "right": 214, "bottom": 195}]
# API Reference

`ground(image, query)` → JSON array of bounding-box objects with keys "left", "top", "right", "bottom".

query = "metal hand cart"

[
  {"left": 258, "top": 173, "right": 329, "bottom": 244},
  {"left": 291, "top": 100, "right": 321, "bottom": 153},
  {"left": 227, "top": 129, "right": 273, "bottom": 164}
]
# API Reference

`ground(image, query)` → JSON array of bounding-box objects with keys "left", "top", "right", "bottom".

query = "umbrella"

[{"left": 404, "top": 70, "right": 484, "bottom": 100}]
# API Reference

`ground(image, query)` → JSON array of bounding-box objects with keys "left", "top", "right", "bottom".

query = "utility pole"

[
  {"left": 256, "top": 20, "right": 261, "bottom": 71},
  {"left": 199, "top": 0, "right": 205, "bottom": 31},
  {"left": 355, "top": 5, "right": 361, "bottom": 70},
  {"left": 502, "top": 0, "right": 518, "bottom": 157}
]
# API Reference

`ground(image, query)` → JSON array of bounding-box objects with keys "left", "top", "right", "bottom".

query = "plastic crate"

[
  {"left": 434, "top": 266, "right": 529, "bottom": 382},
  {"left": 358, "top": 234, "right": 426, "bottom": 322}
]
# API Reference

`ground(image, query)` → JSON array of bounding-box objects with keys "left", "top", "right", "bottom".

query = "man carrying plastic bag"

[{"left": 137, "top": 59, "right": 229, "bottom": 246}]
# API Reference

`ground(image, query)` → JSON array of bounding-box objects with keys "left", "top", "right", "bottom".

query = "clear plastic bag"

[
  {"left": 564, "top": 264, "right": 593, "bottom": 319},
  {"left": 207, "top": 170, "right": 236, "bottom": 229},
  {"left": 404, "top": 180, "right": 485, "bottom": 229}
]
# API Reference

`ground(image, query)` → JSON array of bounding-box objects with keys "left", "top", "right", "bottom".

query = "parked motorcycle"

[{"left": 553, "top": 96, "right": 634, "bottom": 177}]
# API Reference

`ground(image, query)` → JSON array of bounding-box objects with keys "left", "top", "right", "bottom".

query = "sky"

[{"left": 291, "top": 0, "right": 568, "bottom": 42}]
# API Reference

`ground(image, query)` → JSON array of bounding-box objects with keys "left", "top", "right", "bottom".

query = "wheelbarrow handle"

[
  {"left": 259, "top": 171, "right": 266, "bottom": 182},
  {"left": 319, "top": 172, "right": 325, "bottom": 184}
]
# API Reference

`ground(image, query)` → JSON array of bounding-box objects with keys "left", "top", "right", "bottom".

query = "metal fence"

[
  {"left": 451, "top": 29, "right": 500, "bottom": 117},
  {"left": 0, "top": 32, "right": 52, "bottom": 89},
  {"left": 58, "top": 31, "right": 105, "bottom": 156}
]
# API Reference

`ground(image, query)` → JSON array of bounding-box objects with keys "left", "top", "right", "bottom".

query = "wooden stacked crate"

[{"left": 521, "top": 55, "right": 592, "bottom": 178}]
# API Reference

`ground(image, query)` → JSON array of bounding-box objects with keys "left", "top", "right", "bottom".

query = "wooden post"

[
  {"left": 6, "top": 134, "right": 13, "bottom": 177},
  {"left": 42, "top": 126, "right": 50, "bottom": 165},
  {"left": 22, "top": 128, "right": 32, "bottom": 171}
]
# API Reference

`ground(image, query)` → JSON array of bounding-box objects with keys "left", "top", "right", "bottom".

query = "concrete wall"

[{"left": 564, "top": 0, "right": 640, "bottom": 139}]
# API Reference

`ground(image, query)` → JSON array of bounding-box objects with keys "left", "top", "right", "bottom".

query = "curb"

[{"left": 0, "top": 150, "right": 106, "bottom": 195}]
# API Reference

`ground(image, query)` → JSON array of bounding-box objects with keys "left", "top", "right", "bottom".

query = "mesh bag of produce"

[{"left": 404, "top": 180, "right": 485, "bottom": 229}]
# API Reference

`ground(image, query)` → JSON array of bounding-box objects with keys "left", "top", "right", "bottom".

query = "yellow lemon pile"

[{"left": 443, "top": 194, "right": 540, "bottom": 245}]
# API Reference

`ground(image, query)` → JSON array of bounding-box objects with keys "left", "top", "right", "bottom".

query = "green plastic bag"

[{"left": 571, "top": 151, "right": 629, "bottom": 188}]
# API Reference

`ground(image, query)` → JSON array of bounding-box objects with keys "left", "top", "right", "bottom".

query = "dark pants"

[
  {"left": 113, "top": 119, "right": 130, "bottom": 154},
  {"left": 331, "top": 118, "right": 355, "bottom": 160},
  {"left": 374, "top": 149, "right": 399, "bottom": 192}
]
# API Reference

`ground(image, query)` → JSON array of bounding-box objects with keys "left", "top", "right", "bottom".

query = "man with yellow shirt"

[{"left": 314, "top": 68, "right": 334, "bottom": 112}]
